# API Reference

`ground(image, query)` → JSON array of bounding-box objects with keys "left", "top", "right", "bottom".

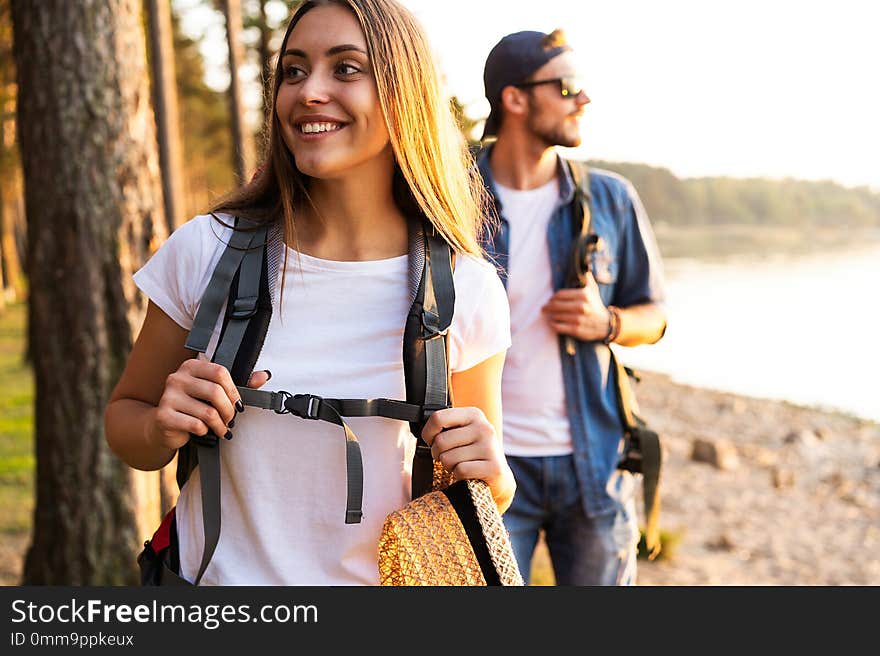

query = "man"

[{"left": 477, "top": 29, "right": 667, "bottom": 585}]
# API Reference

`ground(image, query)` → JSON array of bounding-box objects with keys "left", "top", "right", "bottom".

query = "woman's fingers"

[
  {"left": 247, "top": 369, "right": 272, "bottom": 389},
  {"left": 427, "top": 424, "right": 481, "bottom": 458},
  {"left": 421, "top": 407, "right": 502, "bottom": 481},
  {"left": 179, "top": 359, "right": 241, "bottom": 408},
  {"left": 433, "top": 441, "right": 487, "bottom": 471},
  {"left": 420, "top": 406, "right": 485, "bottom": 445},
  {"left": 175, "top": 375, "right": 236, "bottom": 426},
  {"left": 158, "top": 359, "right": 239, "bottom": 442},
  {"left": 173, "top": 395, "right": 233, "bottom": 440}
]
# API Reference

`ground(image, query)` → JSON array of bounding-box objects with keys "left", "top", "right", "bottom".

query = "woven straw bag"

[{"left": 378, "top": 464, "right": 523, "bottom": 586}]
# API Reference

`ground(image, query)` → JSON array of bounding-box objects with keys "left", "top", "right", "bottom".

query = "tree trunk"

[
  {"left": 146, "top": 0, "right": 185, "bottom": 231},
  {"left": 12, "top": 0, "right": 167, "bottom": 584},
  {"left": 221, "top": 0, "right": 254, "bottom": 184},
  {"left": 1, "top": 0, "right": 24, "bottom": 307},
  {"left": 0, "top": 164, "right": 26, "bottom": 305},
  {"left": 256, "top": 0, "right": 272, "bottom": 147}
]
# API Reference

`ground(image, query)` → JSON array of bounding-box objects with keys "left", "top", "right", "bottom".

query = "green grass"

[{"left": 0, "top": 302, "right": 34, "bottom": 536}]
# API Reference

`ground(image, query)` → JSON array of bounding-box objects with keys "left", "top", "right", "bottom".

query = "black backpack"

[
  {"left": 567, "top": 160, "right": 664, "bottom": 559},
  {"left": 138, "top": 215, "right": 459, "bottom": 585}
]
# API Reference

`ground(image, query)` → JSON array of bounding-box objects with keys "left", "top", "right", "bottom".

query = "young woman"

[{"left": 104, "top": 0, "right": 514, "bottom": 585}]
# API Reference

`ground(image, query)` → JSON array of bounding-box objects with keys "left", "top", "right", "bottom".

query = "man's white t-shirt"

[
  {"left": 494, "top": 179, "right": 573, "bottom": 456},
  {"left": 133, "top": 214, "right": 511, "bottom": 585}
]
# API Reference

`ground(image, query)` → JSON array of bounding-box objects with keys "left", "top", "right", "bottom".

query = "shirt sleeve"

[
  {"left": 611, "top": 179, "right": 667, "bottom": 308},
  {"left": 132, "top": 214, "right": 231, "bottom": 330},
  {"left": 447, "top": 254, "right": 512, "bottom": 373}
]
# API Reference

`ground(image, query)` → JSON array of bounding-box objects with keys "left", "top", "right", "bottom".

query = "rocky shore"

[
  {"left": 2, "top": 371, "right": 877, "bottom": 586},
  {"left": 630, "top": 371, "right": 879, "bottom": 586}
]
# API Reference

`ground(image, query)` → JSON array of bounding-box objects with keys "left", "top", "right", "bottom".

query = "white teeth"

[{"left": 300, "top": 122, "right": 342, "bottom": 134}]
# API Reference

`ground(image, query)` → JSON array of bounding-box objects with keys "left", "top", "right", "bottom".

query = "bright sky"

[{"left": 177, "top": 0, "right": 880, "bottom": 190}]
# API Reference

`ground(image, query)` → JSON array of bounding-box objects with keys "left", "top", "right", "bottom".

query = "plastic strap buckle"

[
  {"left": 271, "top": 390, "right": 293, "bottom": 414},
  {"left": 288, "top": 393, "right": 322, "bottom": 420}
]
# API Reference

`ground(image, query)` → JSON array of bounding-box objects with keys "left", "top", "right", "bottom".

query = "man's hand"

[{"left": 542, "top": 273, "right": 611, "bottom": 342}]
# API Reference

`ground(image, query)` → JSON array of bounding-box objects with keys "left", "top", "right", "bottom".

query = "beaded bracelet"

[{"left": 603, "top": 306, "right": 621, "bottom": 345}]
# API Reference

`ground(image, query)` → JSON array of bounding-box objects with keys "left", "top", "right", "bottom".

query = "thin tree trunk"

[
  {"left": 256, "top": 0, "right": 272, "bottom": 150},
  {"left": 221, "top": 0, "right": 254, "bottom": 185},
  {"left": 12, "top": 0, "right": 167, "bottom": 584},
  {"left": 0, "top": 164, "right": 26, "bottom": 304},
  {"left": 146, "top": 0, "right": 185, "bottom": 231},
  {"left": 145, "top": 0, "right": 182, "bottom": 515}
]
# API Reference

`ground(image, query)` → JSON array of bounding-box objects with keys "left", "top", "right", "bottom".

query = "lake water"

[{"left": 614, "top": 245, "right": 880, "bottom": 422}]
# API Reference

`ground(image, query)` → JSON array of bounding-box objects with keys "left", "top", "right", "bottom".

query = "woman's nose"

[{"left": 299, "top": 73, "right": 331, "bottom": 106}]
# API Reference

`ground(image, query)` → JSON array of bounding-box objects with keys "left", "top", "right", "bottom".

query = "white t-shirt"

[
  {"left": 133, "top": 213, "right": 511, "bottom": 585},
  {"left": 494, "top": 179, "right": 573, "bottom": 456}
]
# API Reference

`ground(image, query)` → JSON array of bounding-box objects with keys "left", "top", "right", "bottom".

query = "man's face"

[{"left": 521, "top": 52, "right": 590, "bottom": 148}]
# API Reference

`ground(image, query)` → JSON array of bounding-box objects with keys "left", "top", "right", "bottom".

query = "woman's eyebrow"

[
  {"left": 282, "top": 44, "right": 368, "bottom": 59},
  {"left": 326, "top": 44, "right": 367, "bottom": 56}
]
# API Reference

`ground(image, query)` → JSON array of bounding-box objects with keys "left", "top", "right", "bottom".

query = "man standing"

[{"left": 477, "top": 29, "right": 667, "bottom": 585}]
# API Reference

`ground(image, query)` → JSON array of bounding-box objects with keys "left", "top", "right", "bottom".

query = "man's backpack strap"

[
  {"left": 567, "top": 159, "right": 593, "bottom": 253},
  {"left": 182, "top": 217, "right": 269, "bottom": 585},
  {"left": 404, "top": 223, "right": 456, "bottom": 500},
  {"left": 611, "top": 351, "right": 663, "bottom": 560},
  {"left": 563, "top": 161, "right": 600, "bottom": 355},
  {"left": 566, "top": 160, "right": 663, "bottom": 559}
]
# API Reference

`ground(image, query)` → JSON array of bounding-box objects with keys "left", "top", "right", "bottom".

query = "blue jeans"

[{"left": 503, "top": 454, "right": 640, "bottom": 586}]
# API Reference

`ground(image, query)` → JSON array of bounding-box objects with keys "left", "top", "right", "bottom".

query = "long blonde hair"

[{"left": 212, "top": 0, "right": 491, "bottom": 257}]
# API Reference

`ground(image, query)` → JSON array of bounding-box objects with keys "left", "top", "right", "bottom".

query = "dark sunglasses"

[{"left": 514, "top": 76, "right": 585, "bottom": 98}]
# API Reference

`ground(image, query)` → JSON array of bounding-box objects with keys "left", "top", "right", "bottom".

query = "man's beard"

[{"left": 526, "top": 112, "right": 582, "bottom": 149}]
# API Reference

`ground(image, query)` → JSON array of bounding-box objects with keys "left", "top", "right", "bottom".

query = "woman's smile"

[{"left": 294, "top": 114, "right": 350, "bottom": 140}]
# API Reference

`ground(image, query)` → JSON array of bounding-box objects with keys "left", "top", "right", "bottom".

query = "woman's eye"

[
  {"left": 283, "top": 65, "right": 306, "bottom": 81},
  {"left": 336, "top": 62, "right": 361, "bottom": 76}
]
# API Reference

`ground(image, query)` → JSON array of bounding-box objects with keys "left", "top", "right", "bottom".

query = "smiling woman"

[
  {"left": 275, "top": 10, "right": 390, "bottom": 185},
  {"left": 104, "top": 0, "right": 516, "bottom": 586}
]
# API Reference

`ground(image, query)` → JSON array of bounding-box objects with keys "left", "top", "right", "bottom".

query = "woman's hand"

[
  {"left": 148, "top": 361, "right": 271, "bottom": 451},
  {"left": 421, "top": 406, "right": 516, "bottom": 512}
]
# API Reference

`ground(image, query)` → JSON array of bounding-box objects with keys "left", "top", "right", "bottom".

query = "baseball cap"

[{"left": 481, "top": 30, "right": 572, "bottom": 140}]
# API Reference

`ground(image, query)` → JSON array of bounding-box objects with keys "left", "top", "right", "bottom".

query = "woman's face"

[{"left": 275, "top": 4, "right": 392, "bottom": 180}]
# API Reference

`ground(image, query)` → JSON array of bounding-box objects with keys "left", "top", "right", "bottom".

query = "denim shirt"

[{"left": 477, "top": 147, "right": 666, "bottom": 518}]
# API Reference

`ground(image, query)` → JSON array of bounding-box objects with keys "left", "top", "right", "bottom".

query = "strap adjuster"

[
  {"left": 230, "top": 295, "right": 258, "bottom": 319},
  {"left": 288, "top": 393, "right": 322, "bottom": 420},
  {"left": 421, "top": 308, "right": 450, "bottom": 340}
]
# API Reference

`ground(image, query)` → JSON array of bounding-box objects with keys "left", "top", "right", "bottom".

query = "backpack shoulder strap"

[
  {"left": 565, "top": 159, "right": 595, "bottom": 279},
  {"left": 404, "top": 221, "right": 456, "bottom": 500},
  {"left": 563, "top": 160, "right": 598, "bottom": 355},
  {"left": 566, "top": 161, "right": 664, "bottom": 558},
  {"left": 610, "top": 351, "right": 663, "bottom": 560},
  {"left": 177, "top": 216, "right": 272, "bottom": 585}
]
